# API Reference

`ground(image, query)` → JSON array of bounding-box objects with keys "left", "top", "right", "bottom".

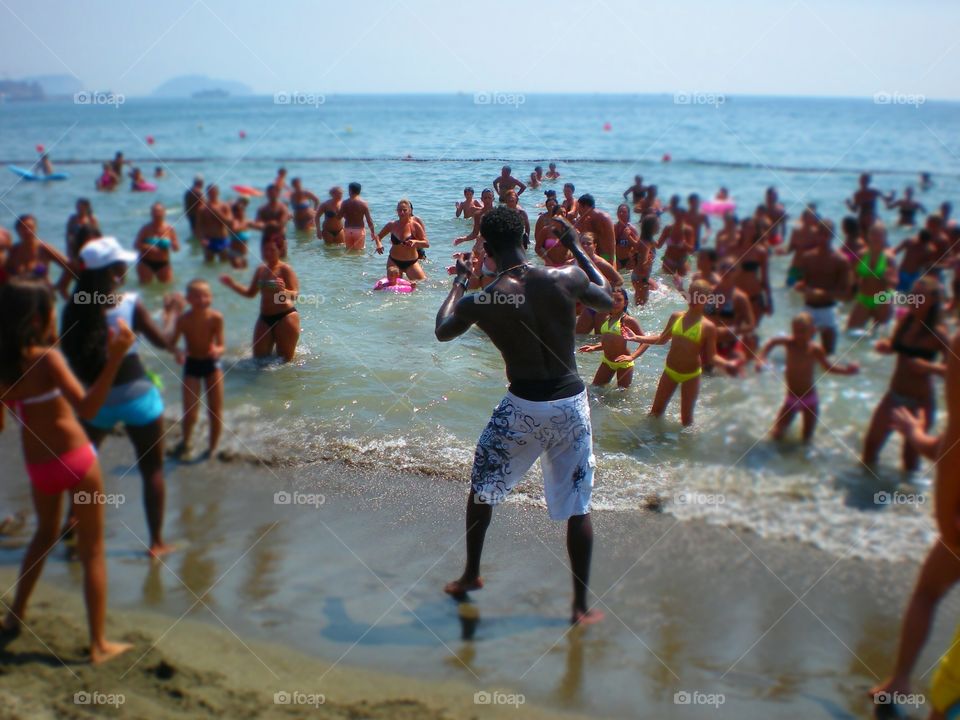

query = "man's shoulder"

[{"left": 525, "top": 263, "right": 580, "bottom": 284}]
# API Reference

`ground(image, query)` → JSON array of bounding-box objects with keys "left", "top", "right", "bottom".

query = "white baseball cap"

[{"left": 79, "top": 236, "right": 138, "bottom": 270}]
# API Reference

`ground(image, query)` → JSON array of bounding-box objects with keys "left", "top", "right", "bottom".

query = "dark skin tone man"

[{"left": 435, "top": 208, "right": 613, "bottom": 624}]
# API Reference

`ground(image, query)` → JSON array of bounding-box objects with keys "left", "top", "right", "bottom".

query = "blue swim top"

[{"left": 144, "top": 236, "right": 171, "bottom": 250}]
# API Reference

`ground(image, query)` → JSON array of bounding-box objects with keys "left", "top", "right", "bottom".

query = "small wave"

[{"left": 180, "top": 406, "right": 935, "bottom": 565}]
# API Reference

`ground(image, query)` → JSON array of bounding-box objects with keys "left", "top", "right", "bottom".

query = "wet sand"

[
  {"left": 0, "top": 427, "right": 957, "bottom": 718},
  {"left": 0, "top": 572, "right": 584, "bottom": 720}
]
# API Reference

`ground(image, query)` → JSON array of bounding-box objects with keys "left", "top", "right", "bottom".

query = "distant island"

[
  {"left": 192, "top": 88, "right": 230, "bottom": 100},
  {"left": 0, "top": 74, "right": 83, "bottom": 101},
  {"left": 152, "top": 75, "right": 251, "bottom": 98}
]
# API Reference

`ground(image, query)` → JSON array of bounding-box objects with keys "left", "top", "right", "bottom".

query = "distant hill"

[
  {"left": 152, "top": 75, "right": 252, "bottom": 98},
  {"left": 0, "top": 80, "right": 44, "bottom": 101},
  {"left": 24, "top": 74, "right": 83, "bottom": 97}
]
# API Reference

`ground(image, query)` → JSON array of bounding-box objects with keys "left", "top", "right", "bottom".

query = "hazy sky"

[{"left": 1, "top": 0, "right": 958, "bottom": 99}]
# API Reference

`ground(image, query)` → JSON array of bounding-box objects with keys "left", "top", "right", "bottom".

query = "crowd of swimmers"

[{"left": 0, "top": 152, "right": 959, "bottom": 717}]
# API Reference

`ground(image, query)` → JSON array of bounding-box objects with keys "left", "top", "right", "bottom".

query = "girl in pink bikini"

[
  {"left": 535, "top": 198, "right": 571, "bottom": 267},
  {"left": 0, "top": 280, "right": 135, "bottom": 663},
  {"left": 759, "top": 313, "right": 859, "bottom": 442}
]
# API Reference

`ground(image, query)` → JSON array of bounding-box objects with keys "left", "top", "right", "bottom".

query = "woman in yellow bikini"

[
  {"left": 631, "top": 280, "right": 738, "bottom": 425},
  {"left": 578, "top": 288, "right": 647, "bottom": 389}
]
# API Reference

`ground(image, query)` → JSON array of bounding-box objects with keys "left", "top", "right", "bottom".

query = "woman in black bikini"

[
  {"left": 863, "top": 277, "right": 948, "bottom": 471},
  {"left": 376, "top": 199, "right": 428, "bottom": 281},
  {"left": 220, "top": 231, "right": 300, "bottom": 362},
  {"left": 315, "top": 186, "right": 344, "bottom": 245},
  {"left": 886, "top": 186, "right": 927, "bottom": 227}
]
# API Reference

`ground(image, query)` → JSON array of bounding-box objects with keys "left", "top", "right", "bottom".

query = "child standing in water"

[
  {"left": 578, "top": 287, "right": 647, "bottom": 389},
  {"left": 759, "top": 313, "right": 859, "bottom": 442},
  {"left": 0, "top": 280, "right": 135, "bottom": 663},
  {"left": 170, "top": 279, "right": 225, "bottom": 458},
  {"left": 631, "top": 280, "right": 739, "bottom": 425}
]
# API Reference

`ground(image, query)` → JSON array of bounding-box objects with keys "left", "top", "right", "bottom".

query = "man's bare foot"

[
  {"left": 868, "top": 676, "right": 910, "bottom": 700},
  {"left": 169, "top": 441, "right": 190, "bottom": 459},
  {"left": 444, "top": 576, "right": 483, "bottom": 598},
  {"left": 149, "top": 543, "right": 176, "bottom": 560},
  {"left": 90, "top": 640, "right": 133, "bottom": 664},
  {"left": 571, "top": 608, "right": 605, "bottom": 626}
]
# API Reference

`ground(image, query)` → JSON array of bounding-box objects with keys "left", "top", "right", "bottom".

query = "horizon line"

[{"left": 5, "top": 90, "right": 960, "bottom": 104}]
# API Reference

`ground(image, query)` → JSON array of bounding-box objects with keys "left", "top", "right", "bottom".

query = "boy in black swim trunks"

[{"left": 170, "top": 279, "right": 225, "bottom": 458}]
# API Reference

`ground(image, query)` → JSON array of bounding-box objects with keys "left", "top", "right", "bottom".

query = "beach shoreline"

[{"left": 0, "top": 430, "right": 957, "bottom": 718}]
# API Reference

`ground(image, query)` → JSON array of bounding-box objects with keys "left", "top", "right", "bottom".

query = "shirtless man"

[
  {"left": 255, "top": 184, "right": 291, "bottom": 233},
  {"left": 184, "top": 177, "right": 205, "bottom": 237},
  {"left": 622, "top": 175, "right": 647, "bottom": 209},
  {"left": 894, "top": 229, "right": 935, "bottom": 292},
  {"left": 846, "top": 173, "right": 893, "bottom": 236},
  {"left": 532, "top": 166, "right": 544, "bottom": 185},
  {"left": 575, "top": 194, "right": 616, "bottom": 268},
  {"left": 338, "top": 182, "right": 377, "bottom": 252},
  {"left": 793, "top": 219, "right": 851, "bottom": 354},
  {"left": 761, "top": 187, "right": 788, "bottom": 243},
  {"left": 779, "top": 205, "right": 821, "bottom": 286},
  {"left": 273, "top": 167, "right": 288, "bottom": 193},
  {"left": 196, "top": 185, "right": 233, "bottom": 263},
  {"left": 924, "top": 213, "right": 951, "bottom": 268},
  {"left": 455, "top": 187, "right": 483, "bottom": 219},
  {"left": 454, "top": 189, "right": 495, "bottom": 246},
  {"left": 545, "top": 162, "right": 560, "bottom": 180},
  {"left": 684, "top": 194, "right": 711, "bottom": 250},
  {"left": 492, "top": 165, "right": 526, "bottom": 201},
  {"left": 436, "top": 208, "right": 612, "bottom": 625},
  {"left": 110, "top": 151, "right": 128, "bottom": 179}
]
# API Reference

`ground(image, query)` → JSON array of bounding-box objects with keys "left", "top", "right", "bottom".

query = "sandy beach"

[
  {"left": 0, "top": 569, "right": 587, "bottom": 720},
  {"left": 0, "top": 427, "right": 955, "bottom": 719},
  {"left": 0, "top": 0, "right": 958, "bottom": 715}
]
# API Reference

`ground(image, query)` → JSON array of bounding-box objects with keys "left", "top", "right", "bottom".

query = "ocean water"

[{"left": 1, "top": 94, "right": 958, "bottom": 564}]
